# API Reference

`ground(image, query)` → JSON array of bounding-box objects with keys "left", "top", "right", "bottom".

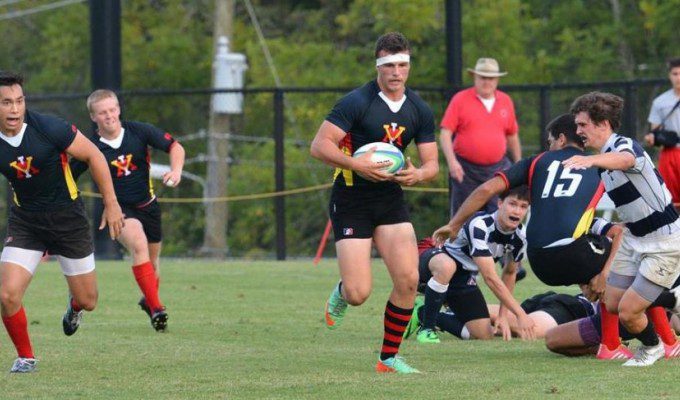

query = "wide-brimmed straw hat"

[{"left": 467, "top": 57, "right": 507, "bottom": 77}]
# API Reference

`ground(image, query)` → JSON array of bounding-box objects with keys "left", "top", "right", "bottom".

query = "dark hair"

[
  {"left": 374, "top": 32, "right": 410, "bottom": 57},
  {"left": 500, "top": 185, "right": 530, "bottom": 203},
  {"left": 547, "top": 113, "right": 583, "bottom": 147},
  {"left": 570, "top": 91, "right": 624, "bottom": 132},
  {"left": 0, "top": 71, "right": 24, "bottom": 88},
  {"left": 668, "top": 57, "right": 680, "bottom": 71}
]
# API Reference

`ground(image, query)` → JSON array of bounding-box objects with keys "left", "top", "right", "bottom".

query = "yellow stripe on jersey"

[
  {"left": 12, "top": 191, "right": 19, "bottom": 207},
  {"left": 61, "top": 153, "right": 79, "bottom": 200},
  {"left": 572, "top": 207, "right": 595, "bottom": 239},
  {"left": 149, "top": 176, "right": 155, "bottom": 199},
  {"left": 333, "top": 145, "right": 354, "bottom": 186}
]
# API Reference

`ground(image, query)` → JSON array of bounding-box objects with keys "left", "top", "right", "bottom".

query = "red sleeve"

[
  {"left": 504, "top": 93, "right": 519, "bottom": 136},
  {"left": 440, "top": 92, "right": 461, "bottom": 131}
]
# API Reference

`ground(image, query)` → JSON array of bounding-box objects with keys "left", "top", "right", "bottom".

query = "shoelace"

[{"left": 330, "top": 294, "right": 347, "bottom": 315}]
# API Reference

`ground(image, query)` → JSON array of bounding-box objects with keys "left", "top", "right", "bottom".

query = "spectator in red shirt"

[{"left": 440, "top": 57, "right": 521, "bottom": 216}]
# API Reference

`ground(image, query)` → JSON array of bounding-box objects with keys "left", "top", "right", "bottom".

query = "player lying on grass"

[{"left": 404, "top": 186, "right": 536, "bottom": 343}]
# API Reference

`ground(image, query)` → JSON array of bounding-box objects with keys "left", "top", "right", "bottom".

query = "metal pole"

[
  {"left": 623, "top": 82, "right": 638, "bottom": 138},
  {"left": 273, "top": 89, "right": 286, "bottom": 260},
  {"left": 539, "top": 86, "right": 551, "bottom": 151},
  {"left": 445, "top": 0, "right": 463, "bottom": 88},
  {"left": 89, "top": 0, "right": 121, "bottom": 259}
]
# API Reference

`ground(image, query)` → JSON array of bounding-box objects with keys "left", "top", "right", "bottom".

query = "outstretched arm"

[{"left": 433, "top": 176, "right": 507, "bottom": 244}]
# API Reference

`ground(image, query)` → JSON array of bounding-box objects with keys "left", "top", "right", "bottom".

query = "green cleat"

[
  {"left": 324, "top": 283, "right": 348, "bottom": 329},
  {"left": 416, "top": 328, "right": 440, "bottom": 344},
  {"left": 403, "top": 296, "right": 424, "bottom": 339},
  {"left": 376, "top": 356, "right": 421, "bottom": 374}
]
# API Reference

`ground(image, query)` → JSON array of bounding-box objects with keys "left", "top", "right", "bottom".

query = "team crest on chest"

[
  {"left": 111, "top": 154, "right": 137, "bottom": 177},
  {"left": 9, "top": 156, "right": 39, "bottom": 179},
  {"left": 382, "top": 122, "right": 405, "bottom": 146}
]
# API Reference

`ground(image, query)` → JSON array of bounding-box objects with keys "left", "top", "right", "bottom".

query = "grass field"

[{"left": 0, "top": 258, "right": 678, "bottom": 399}]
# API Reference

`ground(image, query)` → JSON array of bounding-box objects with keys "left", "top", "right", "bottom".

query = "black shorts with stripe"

[
  {"left": 527, "top": 234, "right": 611, "bottom": 286},
  {"left": 121, "top": 199, "right": 162, "bottom": 243},
  {"left": 521, "top": 292, "right": 595, "bottom": 325},
  {"left": 329, "top": 184, "right": 410, "bottom": 241},
  {"left": 5, "top": 199, "right": 93, "bottom": 258},
  {"left": 418, "top": 247, "right": 489, "bottom": 324}
]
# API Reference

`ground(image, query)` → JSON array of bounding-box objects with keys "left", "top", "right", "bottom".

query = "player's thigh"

[
  {"left": 373, "top": 222, "right": 418, "bottom": 285},
  {"left": 335, "top": 238, "right": 373, "bottom": 299},
  {"left": 544, "top": 318, "right": 589, "bottom": 352},
  {"left": 528, "top": 310, "right": 559, "bottom": 339}
]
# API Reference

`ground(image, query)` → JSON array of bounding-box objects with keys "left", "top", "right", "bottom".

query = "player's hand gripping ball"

[{"left": 352, "top": 142, "right": 405, "bottom": 175}]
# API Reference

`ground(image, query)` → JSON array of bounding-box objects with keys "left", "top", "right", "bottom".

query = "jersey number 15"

[{"left": 541, "top": 160, "right": 582, "bottom": 198}]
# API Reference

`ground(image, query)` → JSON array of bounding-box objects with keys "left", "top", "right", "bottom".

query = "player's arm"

[
  {"left": 66, "top": 131, "right": 124, "bottom": 239},
  {"left": 587, "top": 223, "right": 625, "bottom": 300},
  {"left": 562, "top": 151, "right": 635, "bottom": 171},
  {"left": 506, "top": 133, "right": 521, "bottom": 163},
  {"left": 163, "top": 141, "right": 185, "bottom": 187},
  {"left": 475, "top": 256, "right": 535, "bottom": 340},
  {"left": 393, "top": 142, "right": 438, "bottom": 186},
  {"left": 310, "top": 121, "right": 390, "bottom": 182},
  {"left": 432, "top": 176, "right": 506, "bottom": 244},
  {"left": 644, "top": 123, "right": 661, "bottom": 146},
  {"left": 440, "top": 127, "right": 463, "bottom": 182}
]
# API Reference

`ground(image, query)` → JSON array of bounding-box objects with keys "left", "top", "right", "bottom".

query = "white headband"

[{"left": 376, "top": 53, "right": 410, "bottom": 67}]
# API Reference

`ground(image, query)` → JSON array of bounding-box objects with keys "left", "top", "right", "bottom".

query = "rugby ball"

[{"left": 352, "top": 142, "right": 405, "bottom": 174}]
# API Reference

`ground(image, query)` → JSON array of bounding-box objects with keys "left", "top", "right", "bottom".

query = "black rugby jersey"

[
  {"left": 498, "top": 146, "right": 604, "bottom": 249},
  {"left": 325, "top": 80, "right": 435, "bottom": 188},
  {"left": 0, "top": 110, "right": 79, "bottom": 211},
  {"left": 71, "top": 121, "right": 175, "bottom": 206},
  {"left": 443, "top": 211, "right": 526, "bottom": 273}
]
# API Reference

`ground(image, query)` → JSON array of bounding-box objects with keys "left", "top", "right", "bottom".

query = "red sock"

[
  {"left": 70, "top": 297, "right": 82, "bottom": 312},
  {"left": 600, "top": 302, "right": 622, "bottom": 351},
  {"left": 2, "top": 307, "right": 34, "bottom": 358},
  {"left": 380, "top": 301, "right": 412, "bottom": 361},
  {"left": 647, "top": 306, "right": 677, "bottom": 345},
  {"left": 132, "top": 261, "right": 163, "bottom": 311}
]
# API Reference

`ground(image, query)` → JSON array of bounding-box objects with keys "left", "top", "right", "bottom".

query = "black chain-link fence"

[{"left": 9, "top": 78, "right": 666, "bottom": 258}]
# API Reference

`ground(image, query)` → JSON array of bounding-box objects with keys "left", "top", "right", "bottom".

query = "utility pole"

[
  {"left": 445, "top": 0, "right": 463, "bottom": 89},
  {"left": 201, "top": 0, "right": 234, "bottom": 258},
  {"left": 89, "top": 0, "right": 122, "bottom": 259}
]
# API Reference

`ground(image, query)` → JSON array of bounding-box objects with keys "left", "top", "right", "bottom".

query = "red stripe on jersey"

[
  {"left": 527, "top": 152, "right": 547, "bottom": 192},
  {"left": 584, "top": 182, "right": 605, "bottom": 211},
  {"left": 494, "top": 171, "right": 510, "bottom": 191}
]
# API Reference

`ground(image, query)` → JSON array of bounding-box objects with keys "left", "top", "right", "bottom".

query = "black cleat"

[
  {"left": 62, "top": 297, "right": 83, "bottom": 336},
  {"left": 138, "top": 297, "right": 152, "bottom": 318},
  {"left": 151, "top": 308, "right": 168, "bottom": 332}
]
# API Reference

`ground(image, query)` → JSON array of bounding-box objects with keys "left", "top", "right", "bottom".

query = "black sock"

[
  {"left": 635, "top": 321, "right": 660, "bottom": 347},
  {"left": 422, "top": 286, "right": 446, "bottom": 330},
  {"left": 650, "top": 291, "right": 676, "bottom": 309},
  {"left": 436, "top": 311, "right": 466, "bottom": 339}
]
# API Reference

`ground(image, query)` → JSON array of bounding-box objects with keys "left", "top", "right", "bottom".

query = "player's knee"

[
  {"left": 75, "top": 292, "right": 98, "bottom": 311},
  {"left": 544, "top": 332, "right": 561, "bottom": 353},
  {"left": 0, "top": 288, "right": 22, "bottom": 310},
  {"left": 470, "top": 326, "right": 494, "bottom": 340},
  {"left": 342, "top": 286, "right": 369, "bottom": 306}
]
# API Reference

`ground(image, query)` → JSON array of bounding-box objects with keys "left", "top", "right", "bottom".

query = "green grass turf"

[{"left": 0, "top": 259, "right": 678, "bottom": 399}]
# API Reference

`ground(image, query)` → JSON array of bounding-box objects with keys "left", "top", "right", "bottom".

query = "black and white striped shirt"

[
  {"left": 443, "top": 211, "right": 526, "bottom": 273},
  {"left": 599, "top": 133, "right": 679, "bottom": 237}
]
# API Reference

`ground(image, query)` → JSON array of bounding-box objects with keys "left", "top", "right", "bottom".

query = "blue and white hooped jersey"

[
  {"left": 599, "top": 133, "right": 679, "bottom": 237},
  {"left": 443, "top": 211, "right": 526, "bottom": 273}
]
